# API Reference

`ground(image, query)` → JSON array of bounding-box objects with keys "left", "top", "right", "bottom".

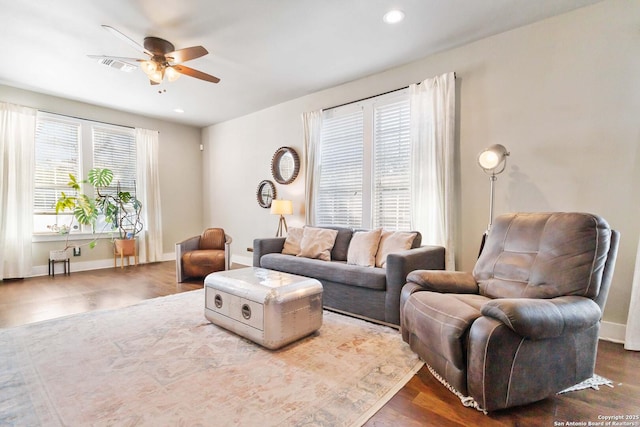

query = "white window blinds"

[
  {"left": 315, "top": 89, "right": 411, "bottom": 230},
  {"left": 34, "top": 115, "right": 80, "bottom": 213},
  {"left": 373, "top": 98, "right": 411, "bottom": 230},
  {"left": 316, "top": 108, "right": 364, "bottom": 227},
  {"left": 93, "top": 125, "right": 136, "bottom": 194}
]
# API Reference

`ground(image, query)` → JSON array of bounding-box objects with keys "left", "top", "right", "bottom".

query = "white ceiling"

[{"left": 1, "top": 0, "right": 600, "bottom": 128}]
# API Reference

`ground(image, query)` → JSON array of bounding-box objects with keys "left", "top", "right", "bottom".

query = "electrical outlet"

[{"left": 73, "top": 247, "right": 81, "bottom": 256}]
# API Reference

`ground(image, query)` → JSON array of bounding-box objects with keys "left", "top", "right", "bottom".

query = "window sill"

[{"left": 32, "top": 233, "right": 114, "bottom": 243}]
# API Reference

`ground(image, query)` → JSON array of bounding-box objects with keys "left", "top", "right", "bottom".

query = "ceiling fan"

[{"left": 89, "top": 25, "right": 220, "bottom": 85}]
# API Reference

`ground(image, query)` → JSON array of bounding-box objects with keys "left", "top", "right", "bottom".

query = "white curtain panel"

[
  {"left": 409, "top": 72, "right": 456, "bottom": 270},
  {"left": 135, "top": 128, "right": 163, "bottom": 263},
  {"left": 625, "top": 235, "right": 640, "bottom": 350},
  {"left": 302, "top": 110, "right": 323, "bottom": 225},
  {"left": 0, "top": 102, "right": 36, "bottom": 279}
]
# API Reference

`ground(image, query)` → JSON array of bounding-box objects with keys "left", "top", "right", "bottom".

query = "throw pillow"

[
  {"left": 347, "top": 229, "right": 383, "bottom": 267},
  {"left": 375, "top": 230, "right": 418, "bottom": 268},
  {"left": 282, "top": 227, "right": 304, "bottom": 255},
  {"left": 297, "top": 227, "right": 339, "bottom": 261}
]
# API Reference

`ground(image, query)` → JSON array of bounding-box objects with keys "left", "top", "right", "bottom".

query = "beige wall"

[
  {"left": 203, "top": 0, "right": 640, "bottom": 328},
  {"left": 0, "top": 85, "right": 204, "bottom": 269}
]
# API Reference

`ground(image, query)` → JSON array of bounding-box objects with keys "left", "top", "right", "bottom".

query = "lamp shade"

[
  {"left": 478, "top": 144, "right": 509, "bottom": 173},
  {"left": 270, "top": 199, "right": 293, "bottom": 215},
  {"left": 165, "top": 67, "right": 181, "bottom": 82}
]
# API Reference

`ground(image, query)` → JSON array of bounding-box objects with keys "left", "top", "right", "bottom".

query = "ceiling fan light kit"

[{"left": 90, "top": 25, "right": 220, "bottom": 86}]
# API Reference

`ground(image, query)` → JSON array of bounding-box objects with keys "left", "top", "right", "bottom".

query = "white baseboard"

[
  {"left": 232, "top": 255, "right": 253, "bottom": 267},
  {"left": 31, "top": 252, "right": 178, "bottom": 277},
  {"left": 600, "top": 320, "right": 626, "bottom": 344},
  {"left": 31, "top": 258, "right": 119, "bottom": 277}
]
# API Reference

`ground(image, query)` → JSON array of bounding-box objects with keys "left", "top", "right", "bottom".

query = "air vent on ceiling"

[{"left": 96, "top": 57, "right": 137, "bottom": 72}]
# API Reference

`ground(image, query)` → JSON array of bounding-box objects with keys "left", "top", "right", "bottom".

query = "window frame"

[{"left": 33, "top": 112, "right": 137, "bottom": 240}]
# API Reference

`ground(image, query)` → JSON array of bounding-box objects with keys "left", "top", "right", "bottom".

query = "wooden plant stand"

[{"left": 114, "top": 238, "right": 138, "bottom": 269}]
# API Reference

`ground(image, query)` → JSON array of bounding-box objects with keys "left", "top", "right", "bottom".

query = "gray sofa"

[{"left": 253, "top": 226, "right": 445, "bottom": 326}]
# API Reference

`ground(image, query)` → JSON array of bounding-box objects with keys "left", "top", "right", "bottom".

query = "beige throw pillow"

[
  {"left": 297, "top": 227, "right": 339, "bottom": 261},
  {"left": 375, "top": 230, "right": 418, "bottom": 268},
  {"left": 347, "top": 229, "right": 383, "bottom": 267},
  {"left": 282, "top": 227, "right": 304, "bottom": 255}
]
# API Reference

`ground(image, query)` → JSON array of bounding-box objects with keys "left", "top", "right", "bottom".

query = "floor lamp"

[
  {"left": 271, "top": 199, "right": 293, "bottom": 237},
  {"left": 477, "top": 144, "right": 510, "bottom": 256}
]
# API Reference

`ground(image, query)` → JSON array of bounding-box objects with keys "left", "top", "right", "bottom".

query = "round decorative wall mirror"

[
  {"left": 271, "top": 147, "right": 300, "bottom": 185},
  {"left": 256, "top": 180, "right": 276, "bottom": 208}
]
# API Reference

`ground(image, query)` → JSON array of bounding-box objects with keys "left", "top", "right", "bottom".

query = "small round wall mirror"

[
  {"left": 256, "top": 180, "right": 276, "bottom": 208},
  {"left": 271, "top": 147, "right": 300, "bottom": 185}
]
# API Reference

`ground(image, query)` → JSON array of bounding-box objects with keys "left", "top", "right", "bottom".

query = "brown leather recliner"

[
  {"left": 176, "top": 228, "right": 232, "bottom": 282},
  {"left": 400, "top": 212, "right": 620, "bottom": 412}
]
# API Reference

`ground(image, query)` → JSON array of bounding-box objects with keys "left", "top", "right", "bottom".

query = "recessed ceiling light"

[
  {"left": 383, "top": 9, "right": 405, "bottom": 24},
  {"left": 173, "top": 108, "right": 184, "bottom": 113}
]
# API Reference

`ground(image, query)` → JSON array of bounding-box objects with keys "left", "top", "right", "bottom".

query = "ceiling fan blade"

[
  {"left": 102, "top": 25, "right": 152, "bottom": 56},
  {"left": 87, "top": 55, "right": 141, "bottom": 66},
  {"left": 171, "top": 65, "right": 220, "bottom": 83},
  {"left": 166, "top": 46, "right": 208, "bottom": 63}
]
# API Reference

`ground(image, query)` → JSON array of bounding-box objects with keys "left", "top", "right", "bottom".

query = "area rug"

[
  {"left": 0, "top": 289, "right": 422, "bottom": 426},
  {"left": 425, "top": 358, "right": 613, "bottom": 414}
]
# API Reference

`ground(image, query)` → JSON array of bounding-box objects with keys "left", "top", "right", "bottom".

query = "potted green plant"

[{"left": 55, "top": 168, "right": 143, "bottom": 254}]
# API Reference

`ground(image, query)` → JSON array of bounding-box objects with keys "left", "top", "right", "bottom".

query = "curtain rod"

[
  {"left": 324, "top": 72, "right": 456, "bottom": 112},
  {"left": 39, "top": 110, "right": 135, "bottom": 130},
  {"left": 324, "top": 86, "right": 409, "bottom": 111}
]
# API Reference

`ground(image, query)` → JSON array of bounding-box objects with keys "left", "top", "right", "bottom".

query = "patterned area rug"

[{"left": 0, "top": 289, "right": 422, "bottom": 426}]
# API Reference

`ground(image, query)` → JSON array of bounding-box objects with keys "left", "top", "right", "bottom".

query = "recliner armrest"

[
  {"left": 406, "top": 270, "right": 479, "bottom": 294},
  {"left": 481, "top": 296, "right": 602, "bottom": 340}
]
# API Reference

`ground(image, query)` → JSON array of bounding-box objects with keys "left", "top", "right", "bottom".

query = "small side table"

[{"left": 49, "top": 258, "right": 70, "bottom": 276}]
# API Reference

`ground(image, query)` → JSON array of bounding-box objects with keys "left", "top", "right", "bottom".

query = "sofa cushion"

[
  {"left": 200, "top": 228, "right": 226, "bottom": 250},
  {"left": 322, "top": 226, "right": 354, "bottom": 261},
  {"left": 473, "top": 212, "right": 612, "bottom": 299},
  {"left": 282, "top": 226, "right": 304, "bottom": 255},
  {"left": 261, "top": 253, "right": 387, "bottom": 290},
  {"left": 375, "top": 230, "right": 418, "bottom": 268},
  {"left": 298, "top": 227, "right": 339, "bottom": 261},
  {"left": 182, "top": 249, "right": 225, "bottom": 277},
  {"left": 347, "top": 229, "right": 383, "bottom": 267}
]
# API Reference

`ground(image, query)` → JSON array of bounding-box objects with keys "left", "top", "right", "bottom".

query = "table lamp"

[{"left": 271, "top": 199, "right": 293, "bottom": 237}]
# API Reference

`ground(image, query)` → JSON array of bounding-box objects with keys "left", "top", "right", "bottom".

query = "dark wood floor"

[{"left": 1, "top": 261, "right": 638, "bottom": 426}]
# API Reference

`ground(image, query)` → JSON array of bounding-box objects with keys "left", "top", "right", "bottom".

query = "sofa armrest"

[
  {"left": 175, "top": 235, "right": 201, "bottom": 282},
  {"left": 253, "top": 237, "right": 286, "bottom": 267},
  {"left": 481, "top": 296, "right": 602, "bottom": 340},
  {"left": 406, "top": 270, "right": 479, "bottom": 294},
  {"left": 384, "top": 245, "right": 445, "bottom": 325}
]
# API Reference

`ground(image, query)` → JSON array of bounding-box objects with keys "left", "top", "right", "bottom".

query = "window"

[
  {"left": 33, "top": 112, "right": 136, "bottom": 235},
  {"left": 316, "top": 108, "right": 364, "bottom": 227},
  {"left": 93, "top": 125, "right": 137, "bottom": 196},
  {"left": 316, "top": 89, "right": 411, "bottom": 230},
  {"left": 33, "top": 115, "right": 81, "bottom": 220}
]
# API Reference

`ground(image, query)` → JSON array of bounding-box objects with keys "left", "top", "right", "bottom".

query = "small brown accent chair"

[
  {"left": 401, "top": 212, "right": 619, "bottom": 411},
  {"left": 176, "top": 228, "right": 232, "bottom": 282}
]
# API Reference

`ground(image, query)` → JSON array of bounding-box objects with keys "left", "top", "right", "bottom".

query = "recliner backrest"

[
  {"left": 473, "top": 212, "right": 612, "bottom": 300},
  {"left": 200, "top": 228, "right": 226, "bottom": 250}
]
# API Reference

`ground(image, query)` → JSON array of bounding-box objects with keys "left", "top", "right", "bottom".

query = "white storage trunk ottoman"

[{"left": 204, "top": 267, "right": 323, "bottom": 349}]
